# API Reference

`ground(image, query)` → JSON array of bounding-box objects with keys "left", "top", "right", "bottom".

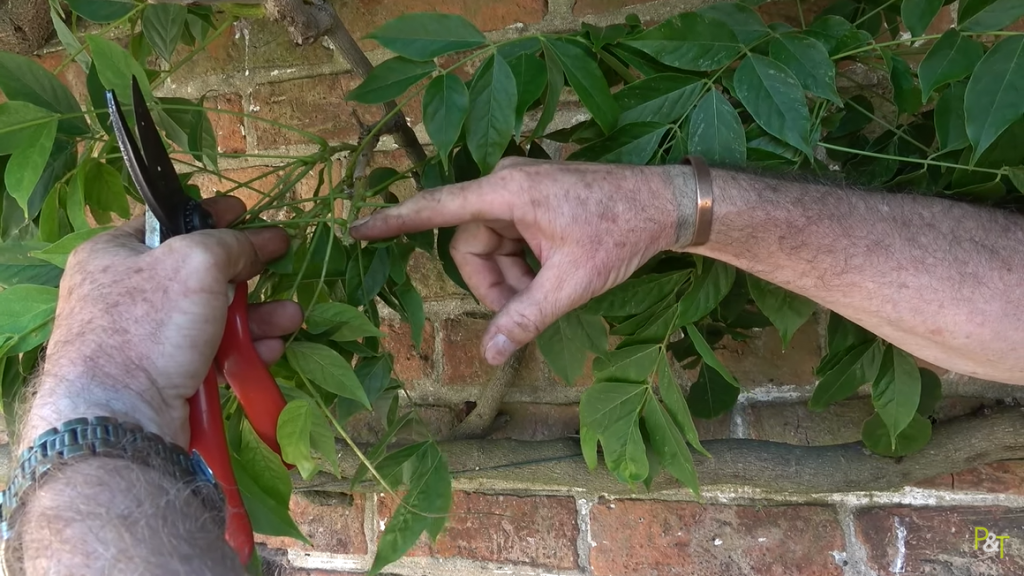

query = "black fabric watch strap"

[{"left": 0, "top": 416, "right": 223, "bottom": 539}]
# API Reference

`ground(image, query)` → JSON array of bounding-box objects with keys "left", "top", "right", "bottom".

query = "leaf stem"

[{"left": 819, "top": 143, "right": 1007, "bottom": 175}]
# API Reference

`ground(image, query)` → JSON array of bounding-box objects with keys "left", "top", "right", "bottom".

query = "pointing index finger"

[{"left": 349, "top": 176, "right": 510, "bottom": 241}]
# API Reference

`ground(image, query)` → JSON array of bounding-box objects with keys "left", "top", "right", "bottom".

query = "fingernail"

[
  {"left": 351, "top": 216, "right": 370, "bottom": 228},
  {"left": 484, "top": 334, "right": 516, "bottom": 365}
]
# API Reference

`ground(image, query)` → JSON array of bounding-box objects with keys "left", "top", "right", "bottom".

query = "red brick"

[
  {"left": 590, "top": 500, "right": 844, "bottom": 576},
  {"left": 854, "top": 507, "right": 1024, "bottom": 573},
  {"left": 916, "top": 461, "right": 1024, "bottom": 495},
  {"left": 378, "top": 492, "right": 579, "bottom": 569},
  {"left": 747, "top": 399, "right": 874, "bottom": 445},
  {"left": 209, "top": 93, "right": 246, "bottom": 155},
  {"left": 338, "top": 0, "right": 546, "bottom": 48},
  {"left": 683, "top": 322, "right": 821, "bottom": 388},
  {"left": 381, "top": 318, "right": 435, "bottom": 384},
  {"left": 925, "top": 6, "right": 955, "bottom": 35},
  {"left": 441, "top": 316, "right": 499, "bottom": 386},
  {"left": 256, "top": 494, "right": 367, "bottom": 555},
  {"left": 573, "top": 0, "right": 658, "bottom": 17},
  {"left": 756, "top": 0, "right": 832, "bottom": 29},
  {"left": 33, "top": 51, "right": 88, "bottom": 104},
  {"left": 251, "top": 74, "right": 376, "bottom": 150}
]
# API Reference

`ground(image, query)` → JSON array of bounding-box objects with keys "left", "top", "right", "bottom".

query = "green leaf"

[
  {"left": 822, "top": 313, "right": 874, "bottom": 370},
  {"left": 305, "top": 302, "right": 385, "bottom": 341},
  {"left": 0, "top": 104, "right": 57, "bottom": 215},
  {"left": 81, "top": 159, "right": 130, "bottom": 221},
  {"left": 579, "top": 381, "right": 649, "bottom": 482},
  {"left": 544, "top": 38, "right": 620, "bottom": 134},
  {"left": 935, "top": 82, "right": 969, "bottom": 152},
  {"left": 232, "top": 421, "right": 309, "bottom": 543},
  {"left": 734, "top": 54, "right": 813, "bottom": 157},
  {"left": 346, "top": 57, "right": 436, "bottom": 105},
  {"left": 567, "top": 121, "right": 669, "bottom": 164},
  {"left": 143, "top": 3, "right": 187, "bottom": 63},
  {"left": 371, "top": 443, "right": 451, "bottom": 574},
  {"left": 586, "top": 271, "right": 687, "bottom": 316},
  {"left": 871, "top": 344, "right": 922, "bottom": 445},
  {"left": 423, "top": 74, "right": 468, "bottom": 169},
  {"left": 686, "top": 362, "right": 740, "bottom": 419},
  {"left": 688, "top": 90, "right": 746, "bottom": 167},
  {"left": 958, "top": 0, "right": 1024, "bottom": 32},
  {"left": 698, "top": 2, "right": 770, "bottom": 46},
  {"left": 643, "top": 396, "right": 700, "bottom": 495},
  {"left": 287, "top": 341, "right": 371, "bottom": 409},
  {"left": 366, "top": 13, "right": 486, "bottom": 60},
  {"left": 30, "top": 226, "right": 111, "bottom": 269},
  {"left": 466, "top": 54, "right": 517, "bottom": 174},
  {"left": 508, "top": 53, "right": 547, "bottom": 139},
  {"left": 887, "top": 53, "right": 922, "bottom": 116},
  {"left": 189, "top": 99, "right": 218, "bottom": 171},
  {"left": 52, "top": 10, "right": 92, "bottom": 71},
  {"left": 0, "top": 52, "right": 88, "bottom": 136},
  {"left": 593, "top": 344, "right": 661, "bottom": 383},
  {"left": 809, "top": 339, "right": 884, "bottom": 410},
  {"left": 394, "top": 280, "right": 426, "bottom": 351},
  {"left": 354, "top": 353, "right": 394, "bottom": 405},
  {"left": 1009, "top": 166, "right": 1024, "bottom": 192},
  {"left": 86, "top": 35, "right": 154, "bottom": 104},
  {"left": 656, "top": 353, "right": 709, "bottom": 457},
  {"left": 861, "top": 413, "right": 931, "bottom": 457},
  {"left": 685, "top": 324, "right": 738, "bottom": 387},
  {"left": 531, "top": 43, "right": 565, "bottom": 143},
  {"left": 537, "top": 309, "right": 607, "bottom": 384},
  {"left": 67, "top": 0, "right": 135, "bottom": 23},
  {"left": 964, "top": 35, "right": 1024, "bottom": 163},
  {"left": 902, "top": 0, "right": 944, "bottom": 37},
  {"left": 829, "top": 94, "right": 874, "bottom": 138},
  {"left": 676, "top": 260, "right": 736, "bottom": 326},
  {"left": 917, "top": 368, "right": 942, "bottom": 417},
  {"left": 347, "top": 246, "right": 390, "bottom": 306},
  {"left": 0, "top": 242, "right": 62, "bottom": 288},
  {"left": 277, "top": 398, "right": 337, "bottom": 479},
  {"left": 623, "top": 13, "right": 742, "bottom": 71},
  {"left": 580, "top": 424, "right": 599, "bottom": 470},
  {"left": 769, "top": 34, "right": 841, "bottom": 105},
  {"left": 746, "top": 275, "right": 816, "bottom": 349},
  {"left": 583, "top": 22, "right": 627, "bottom": 50},
  {"left": 805, "top": 16, "right": 871, "bottom": 56},
  {"left": 614, "top": 74, "right": 702, "bottom": 127},
  {"left": 0, "top": 284, "right": 57, "bottom": 355}
]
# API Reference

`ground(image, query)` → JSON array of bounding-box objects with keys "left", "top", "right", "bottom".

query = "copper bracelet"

[{"left": 683, "top": 156, "right": 713, "bottom": 247}]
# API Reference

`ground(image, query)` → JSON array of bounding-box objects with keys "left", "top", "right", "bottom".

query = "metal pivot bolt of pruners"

[{"left": 108, "top": 77, "right": 289, "bottom": 564}]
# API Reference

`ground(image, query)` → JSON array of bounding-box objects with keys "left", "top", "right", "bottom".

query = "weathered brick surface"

[
  {"left": 209, "top": 93, "right": 246, "bottom": 154},
  {"left": 251, "top": 74, "right": 376, "bottom": 150},
  {"left": 407, "top": 250, "right": 466, "bottom": 300},
  {"left": 685, "top": 323, "right": 821, "bottom": 388},
  {"left": 378, "top": 492, "right": 579, "bottom": 569},
  {"left": 256, "top": 494, "right": 367, "bottom": 554},
  {"left": 381, "top": 318, "right": 436, "bottom": 385},
  {"left": 747, "top": 398, "right": 873, "bottom": 445},
  {"left": 488, "top": 403, "right": 580, "bottom": 440},
  {"left": 854, "top": 507, "right": 1024, "bottom": 574},
  {"left": 573, "top": 0, "right": 659, "bottom": 17},
  {"left": 441, "top": 316, "right": 499, "bottom": 386},
  {"left": 590, "top": 500, "right": 844, "bottom": 576},
  {"left": 915, "top": 461, "right": 1024, "bottom": 495},
  {"left": 755, "top": 0, "right": 831, "bottom": 29},
  {"left": 337, "top": 0, "right": 547, "bottom": 48}
]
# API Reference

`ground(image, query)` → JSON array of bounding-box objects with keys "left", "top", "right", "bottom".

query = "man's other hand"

[{"left": 351, "top": 158, "right": 685, "bottom": 366}]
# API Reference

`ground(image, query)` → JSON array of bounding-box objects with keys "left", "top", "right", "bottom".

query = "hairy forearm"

[
  {"left": 681, "top": 168, "right": 1024, "bottom": 384},
  {"left": 9, "top": 458, "right": 241, "bottom": 576}
]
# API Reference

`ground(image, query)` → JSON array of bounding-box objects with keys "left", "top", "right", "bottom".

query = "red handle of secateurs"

[{"left": 188, "top": 284, "right": 290, "bottom": 564}]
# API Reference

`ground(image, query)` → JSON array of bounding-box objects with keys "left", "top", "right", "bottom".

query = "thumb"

[
  {"left": 160, "top": 227, "right": 289, "bottom": 283},
  {"left": 481, "top": 263, "right": 588, "bottom": 365}
]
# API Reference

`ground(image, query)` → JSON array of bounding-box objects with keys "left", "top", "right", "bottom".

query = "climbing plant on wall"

[{"left": 0, "top": 0, "right": 1022, "bottom": 572}]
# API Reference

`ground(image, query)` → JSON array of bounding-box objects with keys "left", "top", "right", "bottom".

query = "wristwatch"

[{"left": 0, "top": 416, "right": 224, "bottom": 539}]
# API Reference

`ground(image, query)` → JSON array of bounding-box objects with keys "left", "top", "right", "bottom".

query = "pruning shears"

[{"left": 107, "top": 77, "right": 288, "bottom": 564}]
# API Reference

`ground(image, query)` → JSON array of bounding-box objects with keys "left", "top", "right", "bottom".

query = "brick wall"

[{"left": 25, "top": 0, "right": 1024, "bottom": 574}]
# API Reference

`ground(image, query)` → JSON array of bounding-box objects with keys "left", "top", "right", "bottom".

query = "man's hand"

[
  {"left": 351, "top": 158, "right": 693, "bottom": 365},
  {"left": 22, "top": 196, "right": 303, "bottom": 449}
]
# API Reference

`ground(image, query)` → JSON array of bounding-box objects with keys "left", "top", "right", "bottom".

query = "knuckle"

[{"left": 502, "top": 306, "right": 543, "bottom": 340}]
